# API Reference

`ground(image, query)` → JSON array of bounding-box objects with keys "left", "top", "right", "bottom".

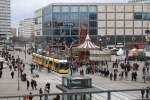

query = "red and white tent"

[{"left": 77, "top": 34, "right": 99, "bottom": 49}]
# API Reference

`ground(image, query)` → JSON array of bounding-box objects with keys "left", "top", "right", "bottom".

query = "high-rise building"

[
  {"left": 129, "top": 0, "right": 150, "bottom": 3},
  {"left": 0, "top": 0, "right": 11, "bottom": 39},
  {"left": 18, "top": 18, "right": 35, "bottom": 38}
]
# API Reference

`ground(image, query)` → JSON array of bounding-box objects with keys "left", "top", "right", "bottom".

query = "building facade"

[
  {"left": 35, "top": 9, "right": 43, "bottom": 37},
  {"left": 42, "top": 4, "right": 97, "bottom": 46},
  {"left": 18, "top": 18, "right": 35, "bottom": 38},
  {"left": 0, "top": 0, "right": 11, "bottom": 39},
  {"left": 129, "top": 0, "right": 150, "bottom": 3},
  {"left": 36, "top": 3, "right": 150, "bottom": 49}
]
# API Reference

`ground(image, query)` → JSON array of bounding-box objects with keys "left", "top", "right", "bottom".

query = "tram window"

[
  {"left": 60, "top": 63, "right": 69, "bottom": 69},
  {"left": 49, "top": 61, "right": 52, "bottom": 65},
  {"left": 55, "top": 63, "right": 59, "bottom": 68}
]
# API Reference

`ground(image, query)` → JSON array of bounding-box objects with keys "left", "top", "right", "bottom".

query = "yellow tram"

[{"left": 32, "top": 53, "right": 69, "bottom": 74}]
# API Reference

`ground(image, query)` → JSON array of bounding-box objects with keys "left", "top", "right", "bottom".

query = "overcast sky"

[{"left": 11, "top": 0, "right": 128, "bottom": 27}]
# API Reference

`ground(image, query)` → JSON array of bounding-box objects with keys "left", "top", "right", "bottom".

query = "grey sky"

[{"left": 11, "top": 0, "right": 128, "bottom": 27}]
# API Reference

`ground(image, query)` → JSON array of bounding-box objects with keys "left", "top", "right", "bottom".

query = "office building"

[
  {"left": 0, "top": 0, "right": 11, "bottom": 39},
  {"left": 18, "top": 18, "right": 35, "bottom": 38},
  {"left": 36, "top": 3, "right": 150, "bottom": 49}
]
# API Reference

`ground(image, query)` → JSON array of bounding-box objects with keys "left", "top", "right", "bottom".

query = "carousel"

[{"left": 75, "top": 33, "right": 99, "bottom": 63}]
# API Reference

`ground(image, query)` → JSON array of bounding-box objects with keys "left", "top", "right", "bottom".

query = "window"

[
  {"left": 53, "top": 6, "right": 60, "bottom": 12},
  {"left": 62, "top": 6, "right": 70, "bottom": 12},
  {"left": 71, "top": 6, "right": 78, "bottom": 12},
  {"left": 134, "top": 13, "right": 142, "bottom": 20},
  {"left": 134, "top": 12, "right": 150, "bottom": 20},
  {"left": 88, "top": 6, "right": 96, "bottom": 12},
  {"left": 89, "top": 13, "right": 97, "bottom": 20},
  {"left": 89, "top": 21, "right": 97, "bottom": 27},
  {"left": 79, "top": 6, "right": 87, "bottom": 12}
]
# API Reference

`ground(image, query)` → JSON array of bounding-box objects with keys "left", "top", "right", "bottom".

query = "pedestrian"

[
  {"left": 141, "top": 87, "right": 145, "bottom": 99},
  {"left": 143, "top": 75, "right": 146, "bottom": 83},
  {"left": 147, "top": 67, "right": 149, "bottom": 73},
  {"left": 31, "top": 79, "right": 34, "bottom": 90},
  {"left": 146, "top": 86, "right": 149, "bottom": 98},
  {"left": 0, "top": 70, "right": 2, "bottom": 78},
  {"left": 9, "top": 64, "right": 12, "bottom": 71},
  {"left": 11, "top": 71, "right": 14, "bottom": 79},
  {"left": 33, "top": 80, "right": 37, "bottom": 90},
  {"left": 114, "top": 72, "right": 117, "bottom": 81},
  {"left": 46, "top": 82, "right": 50, "bottom": 93},
  {"left": 27, "top": 80, "right": 30, "bottom": 90},
  {"left": 142, "top": 67, "right": 146, "bottom": 75},
  {"left": 125, "top": 71, "right": 128, "bottom": 80},
  {"left": 110, "top": 72, "right": 113, "bottom": 80},
  {"left": 55, "top": 95, "right": 60, "bottom": 100},
  {"left": 28, "top": 92, "right": 33, "bottom": 100},
  {"left": 39, "top": 88, "right": 43, "bottom": 100}
]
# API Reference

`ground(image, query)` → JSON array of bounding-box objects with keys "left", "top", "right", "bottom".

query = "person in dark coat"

[
  {"left": 110, "top": 73, "right": 113, "bottom": 80},
  {"left": 39, "top": 88, "right": 43, "bottom": 100},
  {"left": 27, "top": 80, "right": 30, "bottom": 90},
  {"left": 29, "top": 92, "right": 33, "bottom": 100},
  {"left": 33, "top": 80, "right": 37, "bottom": 90},
  {"left": 141, "top": 87, "right": 145, "bottom": 99},
  {"left": 146, "top": 86, "right": 149, "bottom": 98},
  {"left": 31, "top": 79, "right": 34, "bottom": 90},
  {"left": 114, "top": 72, "right": 117, "bottom": 81},
  {"left": 46, "top": 82, "right": 50, "bottom": 93},
  {"left": 11, "top": 71, "right": 14, "bottom": 79},
  {"left": 0, "top": 70, "right": 2, "bottom": 78}
]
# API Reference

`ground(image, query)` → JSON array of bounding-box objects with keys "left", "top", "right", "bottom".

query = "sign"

[{"left": 90, "top": 50, "right": 111, "bottom": 61}]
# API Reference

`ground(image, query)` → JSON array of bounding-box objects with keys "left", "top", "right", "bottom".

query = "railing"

[{"left": 0, "top": 88, "right": 148, "bottom": 100}]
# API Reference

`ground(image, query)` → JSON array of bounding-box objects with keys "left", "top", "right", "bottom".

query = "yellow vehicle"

[{"left": 32, "top": 53, "right": 69, "bottom": 74}]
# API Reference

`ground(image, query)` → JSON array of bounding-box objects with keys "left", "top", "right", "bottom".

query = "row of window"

[
  {"left": 98, "top": 28, "right": 148, "bottom": 35},
  {"left": 52, "top": 5, "right": 96, "bottom": 12},
  {"left": 98, "top": 5, "right": 150, "bottom": 12},
  {"left": 134, "top": 12, "right": 150, "bottom": 20},
  {"left": 98, "top": 21, "right": 150, "bottom": 28}
]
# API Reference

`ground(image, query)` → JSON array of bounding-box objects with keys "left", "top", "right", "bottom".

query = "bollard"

[{"left": 107, "top": 91, "right": 111, "bottom": 100}]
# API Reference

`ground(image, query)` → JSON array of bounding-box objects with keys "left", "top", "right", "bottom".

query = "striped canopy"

[{"left": 77, "top": 34, "right": 99, "bottom": 49}]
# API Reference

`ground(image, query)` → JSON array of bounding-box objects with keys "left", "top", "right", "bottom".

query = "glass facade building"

[{"left": 42, "top": 4, "right": 97, "bottom": 45}]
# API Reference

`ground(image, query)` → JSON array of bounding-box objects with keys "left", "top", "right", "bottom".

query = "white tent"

[
  {"left": 77, "top": 34, "right": 99, "bottom": 49},
  {"left": 117, "top": 48, "right": 124, "bottom": 56}
]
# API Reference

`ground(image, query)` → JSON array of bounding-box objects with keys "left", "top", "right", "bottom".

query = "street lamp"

[{"left": 69, "top": 40, "right": 76, "bottom": 76}]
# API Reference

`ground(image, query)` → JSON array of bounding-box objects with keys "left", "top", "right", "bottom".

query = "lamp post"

[
  {"left": 17, "top": 56, "right": 20, "bottom": 91},
  {"left": 69, "top": 40, "right": 76, "bottom": 76}
]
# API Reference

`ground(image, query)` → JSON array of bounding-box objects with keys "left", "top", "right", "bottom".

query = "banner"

[{"left": 90, "top": 50, "right": 111, "bottom": 61}]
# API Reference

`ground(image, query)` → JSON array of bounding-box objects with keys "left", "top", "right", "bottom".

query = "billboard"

[{"left": 90, "top": 50, "right": 111, "bottom": 61}]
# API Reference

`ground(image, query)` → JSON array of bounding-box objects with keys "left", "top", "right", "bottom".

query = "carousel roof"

[{"left": 77, "top": 34, "right": 99, "bottom": 49}]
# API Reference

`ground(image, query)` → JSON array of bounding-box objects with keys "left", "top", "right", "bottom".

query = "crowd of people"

[
  {"left": 0, "top": 49, "right": 60, "bottom": 100},
  {"left": 76, "top": 60, "right": 150, "bottom": 83},
  {"left": 0, "top": 48, "right": 150, "bottom": 100}
]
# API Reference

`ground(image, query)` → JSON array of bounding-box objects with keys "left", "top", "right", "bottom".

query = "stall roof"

[{"left": 77, "top": 34, "right": 99, "bottom": 49}]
